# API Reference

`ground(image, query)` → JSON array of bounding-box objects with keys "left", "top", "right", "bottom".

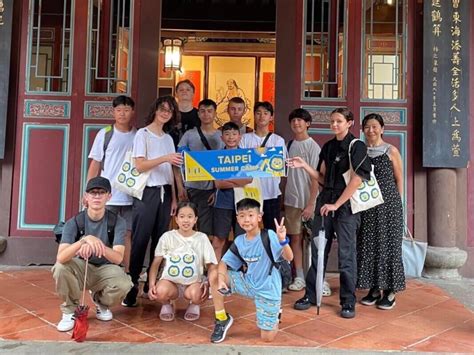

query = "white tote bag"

[
  {"left": 343, "top": 139, "right": 384, "bottom": 214},
  {"left": 113, "top": 133, "right": 150, "bottom": 200},
  {"left": 161, "top": 243, "right": 200, "bottom": 285}
]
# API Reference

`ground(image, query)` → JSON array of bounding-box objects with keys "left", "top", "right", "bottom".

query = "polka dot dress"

[{"left": 357, "top": 146, "right": 406, "bottom": 292}]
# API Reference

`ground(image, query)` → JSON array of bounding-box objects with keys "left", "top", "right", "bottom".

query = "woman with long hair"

[{"left": 122, "top": 96, "right": 183, "bottom": 307}]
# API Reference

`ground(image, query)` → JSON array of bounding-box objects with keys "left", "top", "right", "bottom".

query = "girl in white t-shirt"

[
  {"left": 122, "top": 96, "right": 183, "bottom": 308},
  {"left": 148, "top": 202, "right": 218, "bottom": 322}
]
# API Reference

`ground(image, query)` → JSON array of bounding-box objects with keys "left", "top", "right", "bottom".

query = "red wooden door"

[{"left": 10, "top": 0, "right": 140, "bottom": 237}]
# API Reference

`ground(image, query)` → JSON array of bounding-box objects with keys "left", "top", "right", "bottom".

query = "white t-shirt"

[
  {"left": 88, "top": 125, "right": 136, "bottom": 205},
  {"left": 240, "top": 132, "right": 286, "bottom": 200},
  {"left": 155, "top": 230, "right": 218, "bottom": 276},
  {"left": 132, "top": 128, "right": 175, "bottom": 187},
  {"left": 284, "top": 138, "right": 321, "bottom": 209}
]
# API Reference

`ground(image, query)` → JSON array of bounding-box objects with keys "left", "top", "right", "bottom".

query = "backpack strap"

[
  {"left": 197, "top": 127, "right": 212, "bottom": 150},
  {"left": 287, "top": 139, "right": 294, "bottom": 153},
  {"left": 106, "top": 209, "right": 117, "bottom": 246},
  {"left": 74, "top": 209, "right": 117, "bottom": 246},
  {"left": 74, "top": 210, "right": 86, "bottom": 242},
  {"left": 260, "top": 229, "right": 277, "bottom": 276},
  {"left": 229, "top": 239, "right": 245, "bottom": 263},
  {"left": 100, "top": 125, "right": 114, "bottom": 171},
  {"left": 260, "top": 132, "right": 273, "bottom": 148},
  {"left": 228, "top": 237, "right": 248, "bottom": 272}
]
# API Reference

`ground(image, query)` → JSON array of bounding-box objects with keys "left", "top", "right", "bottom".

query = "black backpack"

[
  {"left": 228, "top": 229, "right": 292, "bottom": 290},
  {"left": 54, "top": 210, "right": 117, "bottom": 245}
]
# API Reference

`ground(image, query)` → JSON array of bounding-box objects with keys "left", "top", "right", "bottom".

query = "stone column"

[{"left": 424, "top": 169, "right": 467, "bottom": 279}]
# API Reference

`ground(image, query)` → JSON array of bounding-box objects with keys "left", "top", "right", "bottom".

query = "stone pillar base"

[
  {"left": 423, "top": 246, "right": 467, "bottom": 280},
  {"left": 0, "top": 236, "right": 7, "bottom": 254}
]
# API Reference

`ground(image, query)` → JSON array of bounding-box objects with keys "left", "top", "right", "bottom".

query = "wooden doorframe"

[{"left": 0, "top": 0, "right": 162, "bottom": 265}]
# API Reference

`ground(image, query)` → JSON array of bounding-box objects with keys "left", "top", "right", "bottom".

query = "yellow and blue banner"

[{"left": 183, "top": 147, "right": 285, "bottom": 182}]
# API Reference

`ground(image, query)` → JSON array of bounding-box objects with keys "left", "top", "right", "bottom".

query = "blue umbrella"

[{"left": 313, "top": 217, "right": 326, "bottom": 315}]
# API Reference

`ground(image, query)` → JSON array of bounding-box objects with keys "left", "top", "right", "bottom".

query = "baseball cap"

[{"left": 86, "top": 176, "right": 111, "bottom": 193}]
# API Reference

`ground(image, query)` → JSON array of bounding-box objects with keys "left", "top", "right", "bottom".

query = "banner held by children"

[{"left": 182, "top": 147, "right": 285, "bottom": 182}]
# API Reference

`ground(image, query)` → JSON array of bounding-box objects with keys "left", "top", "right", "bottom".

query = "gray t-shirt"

[
  {"left": 178, "top": 127, "right": 224, "bottom": 190},
  {"left": 61, "top": 211, "right": 126, "bottom": 266},
  {"left": 284, "top": 138, "right": 321, "bottom": 209}
]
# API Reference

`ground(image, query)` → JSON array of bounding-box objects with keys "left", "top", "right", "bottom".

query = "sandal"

[
  {"left": 184, "top": 303, "right": 200, "bottom": 321},
  {"left": 159, "top": 303, "right": 175, "bottom": 322},
  {"left": 323, "top": 280, "right": 332, "bottom": 297},
  {"left": 288, "top": 277, "right": 306, "bottom": 291}
]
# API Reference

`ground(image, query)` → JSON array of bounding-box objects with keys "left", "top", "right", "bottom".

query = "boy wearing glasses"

[
  {"left": 52, "top": 176, "right": 133, "bottom": 333},
  {"left": 87, "top": 95, "right": 136, "bottom": 272}
]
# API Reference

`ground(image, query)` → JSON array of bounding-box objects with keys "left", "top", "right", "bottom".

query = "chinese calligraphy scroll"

[{"left": 423, "top": 0, "right": 470, "bottom": 167}]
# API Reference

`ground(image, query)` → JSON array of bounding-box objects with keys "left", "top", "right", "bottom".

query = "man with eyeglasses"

[{"left": 52, "top": 176, "right": 133, "bottom": 332}]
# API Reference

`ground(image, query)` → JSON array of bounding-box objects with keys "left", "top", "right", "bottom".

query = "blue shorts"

[{"left": 227, "top": 270, "right": 280, "bottom": 331}]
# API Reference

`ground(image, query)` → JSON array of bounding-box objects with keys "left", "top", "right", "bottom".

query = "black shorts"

[
  {"left": 213, "top": 208, "right": 244, "bottom": 239},
  {"left": 186, "top": 188, "right": 214, "bottom": 235}
]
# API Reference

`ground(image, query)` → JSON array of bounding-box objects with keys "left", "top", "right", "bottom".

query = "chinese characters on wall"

[{"left": 423, "top": 0, "right": 470, "bottom": 168}]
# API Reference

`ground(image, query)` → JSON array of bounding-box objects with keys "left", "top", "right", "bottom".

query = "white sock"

[{"left": 296, "top": 268, "right": 305, "bottom": 280}]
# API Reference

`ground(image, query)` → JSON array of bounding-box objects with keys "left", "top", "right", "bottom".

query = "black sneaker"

[
  {"left": 294, "top": 296, "right": 315, "bottom": 311},
  {"left": 121, "top": 286, "right": 138, "bottom": 307},
  {"left": 360, "top": 288, "right": 382, "bottom": 306},
  {"left": 210, "top": 314, "right": 234, "bottom": 343},
  {"left": 341, "top": 304, "right": 355, "bottom": 318},
  {"left": 376, "top": 292, "right": 396, "bottom": 310}
]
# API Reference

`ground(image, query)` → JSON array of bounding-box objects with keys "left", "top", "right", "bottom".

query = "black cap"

[{"left": 86, "top": 176, "right": 111, "bottom": 193}]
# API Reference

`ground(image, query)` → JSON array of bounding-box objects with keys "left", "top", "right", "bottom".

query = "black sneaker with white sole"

[
  {"left": 360, "top": 288, "right": 382, "bottom": 306},
  {"left": 210, "top": 314, "right": 234, "bottom": 343},
  {"left": 121, "top": 286, "right": 138, "bottom": 307},
  {"left": 376, "top": 292, "right": 396, "bottom": 310}
]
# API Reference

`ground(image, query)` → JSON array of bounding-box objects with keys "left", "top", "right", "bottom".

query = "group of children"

[{"left": 53, "top": 79, "right": 321, "bottom": 343}]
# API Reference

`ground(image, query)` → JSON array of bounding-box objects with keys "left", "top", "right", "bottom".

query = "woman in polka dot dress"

[{"left": 357, "top": 113, "right": 405, "bottom": 310}]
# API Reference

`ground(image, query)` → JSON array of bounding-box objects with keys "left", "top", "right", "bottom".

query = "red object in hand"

[{"left": 72, "top": 304, "right": 90, "bottom": 342}]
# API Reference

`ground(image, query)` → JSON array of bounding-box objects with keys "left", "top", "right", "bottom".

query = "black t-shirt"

[
  {"left": 168, "top": 108, "right": 201, "bottom": 148},
  {"left": 180, "top": 108, "right": 200, "bottom": 133},
  {"left": 317, "top": 132, "right": 371, "bottom": 204}
]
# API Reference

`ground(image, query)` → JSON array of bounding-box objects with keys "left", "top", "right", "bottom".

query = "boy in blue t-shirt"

[
  {"left": 209, "top": 198, "right": 293, "bottom": 343},
  {"left": 212, "top": 121, "right": 252, "bottom": 260}
]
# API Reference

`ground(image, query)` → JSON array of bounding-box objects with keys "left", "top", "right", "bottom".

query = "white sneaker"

[
  {"left": 288, "top": 277, "right": 306, "bottom": 291},
  {"left": 57, "top": 312, "right": 75, "bottom": 332},
  {"left": 96, "top": 305, "right": 113, "bottom": 321},
  {"left": 92, "top": 293, "right": 113, "bottom": 321},
  {"left": 138, "top": 271, "right": 147, "bottom": 283},
  {"left": 323, "top": 280, "right": 332, "bottom": 297}
]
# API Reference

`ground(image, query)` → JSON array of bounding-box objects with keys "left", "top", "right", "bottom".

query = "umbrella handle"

[{"left": 81, "top": 258, "right": 89, "bottom": 307}]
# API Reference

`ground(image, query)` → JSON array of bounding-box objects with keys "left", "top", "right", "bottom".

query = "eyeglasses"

[
  {"left": 158, "top": 105, "right": 173, "bottom": 115},
  {"left": 87, "top": 190, "right": 108, "bottom": 197}
]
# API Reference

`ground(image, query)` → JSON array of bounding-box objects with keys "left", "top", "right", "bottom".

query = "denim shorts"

[{"left": 227, "top": 270, "right": 280, "bottom": 331}]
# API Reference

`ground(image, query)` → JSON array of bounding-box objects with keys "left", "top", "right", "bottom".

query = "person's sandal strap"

[
  {"left": 184, "top": 303, "right": 200, "bottom": 321},
  {"left": 159, "top": 303, "right": 175, "bottom": 321}
]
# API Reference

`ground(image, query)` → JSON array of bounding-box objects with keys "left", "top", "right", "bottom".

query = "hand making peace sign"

[{"left": 274, "top": 217, "right": 287, "bottom": 241}]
